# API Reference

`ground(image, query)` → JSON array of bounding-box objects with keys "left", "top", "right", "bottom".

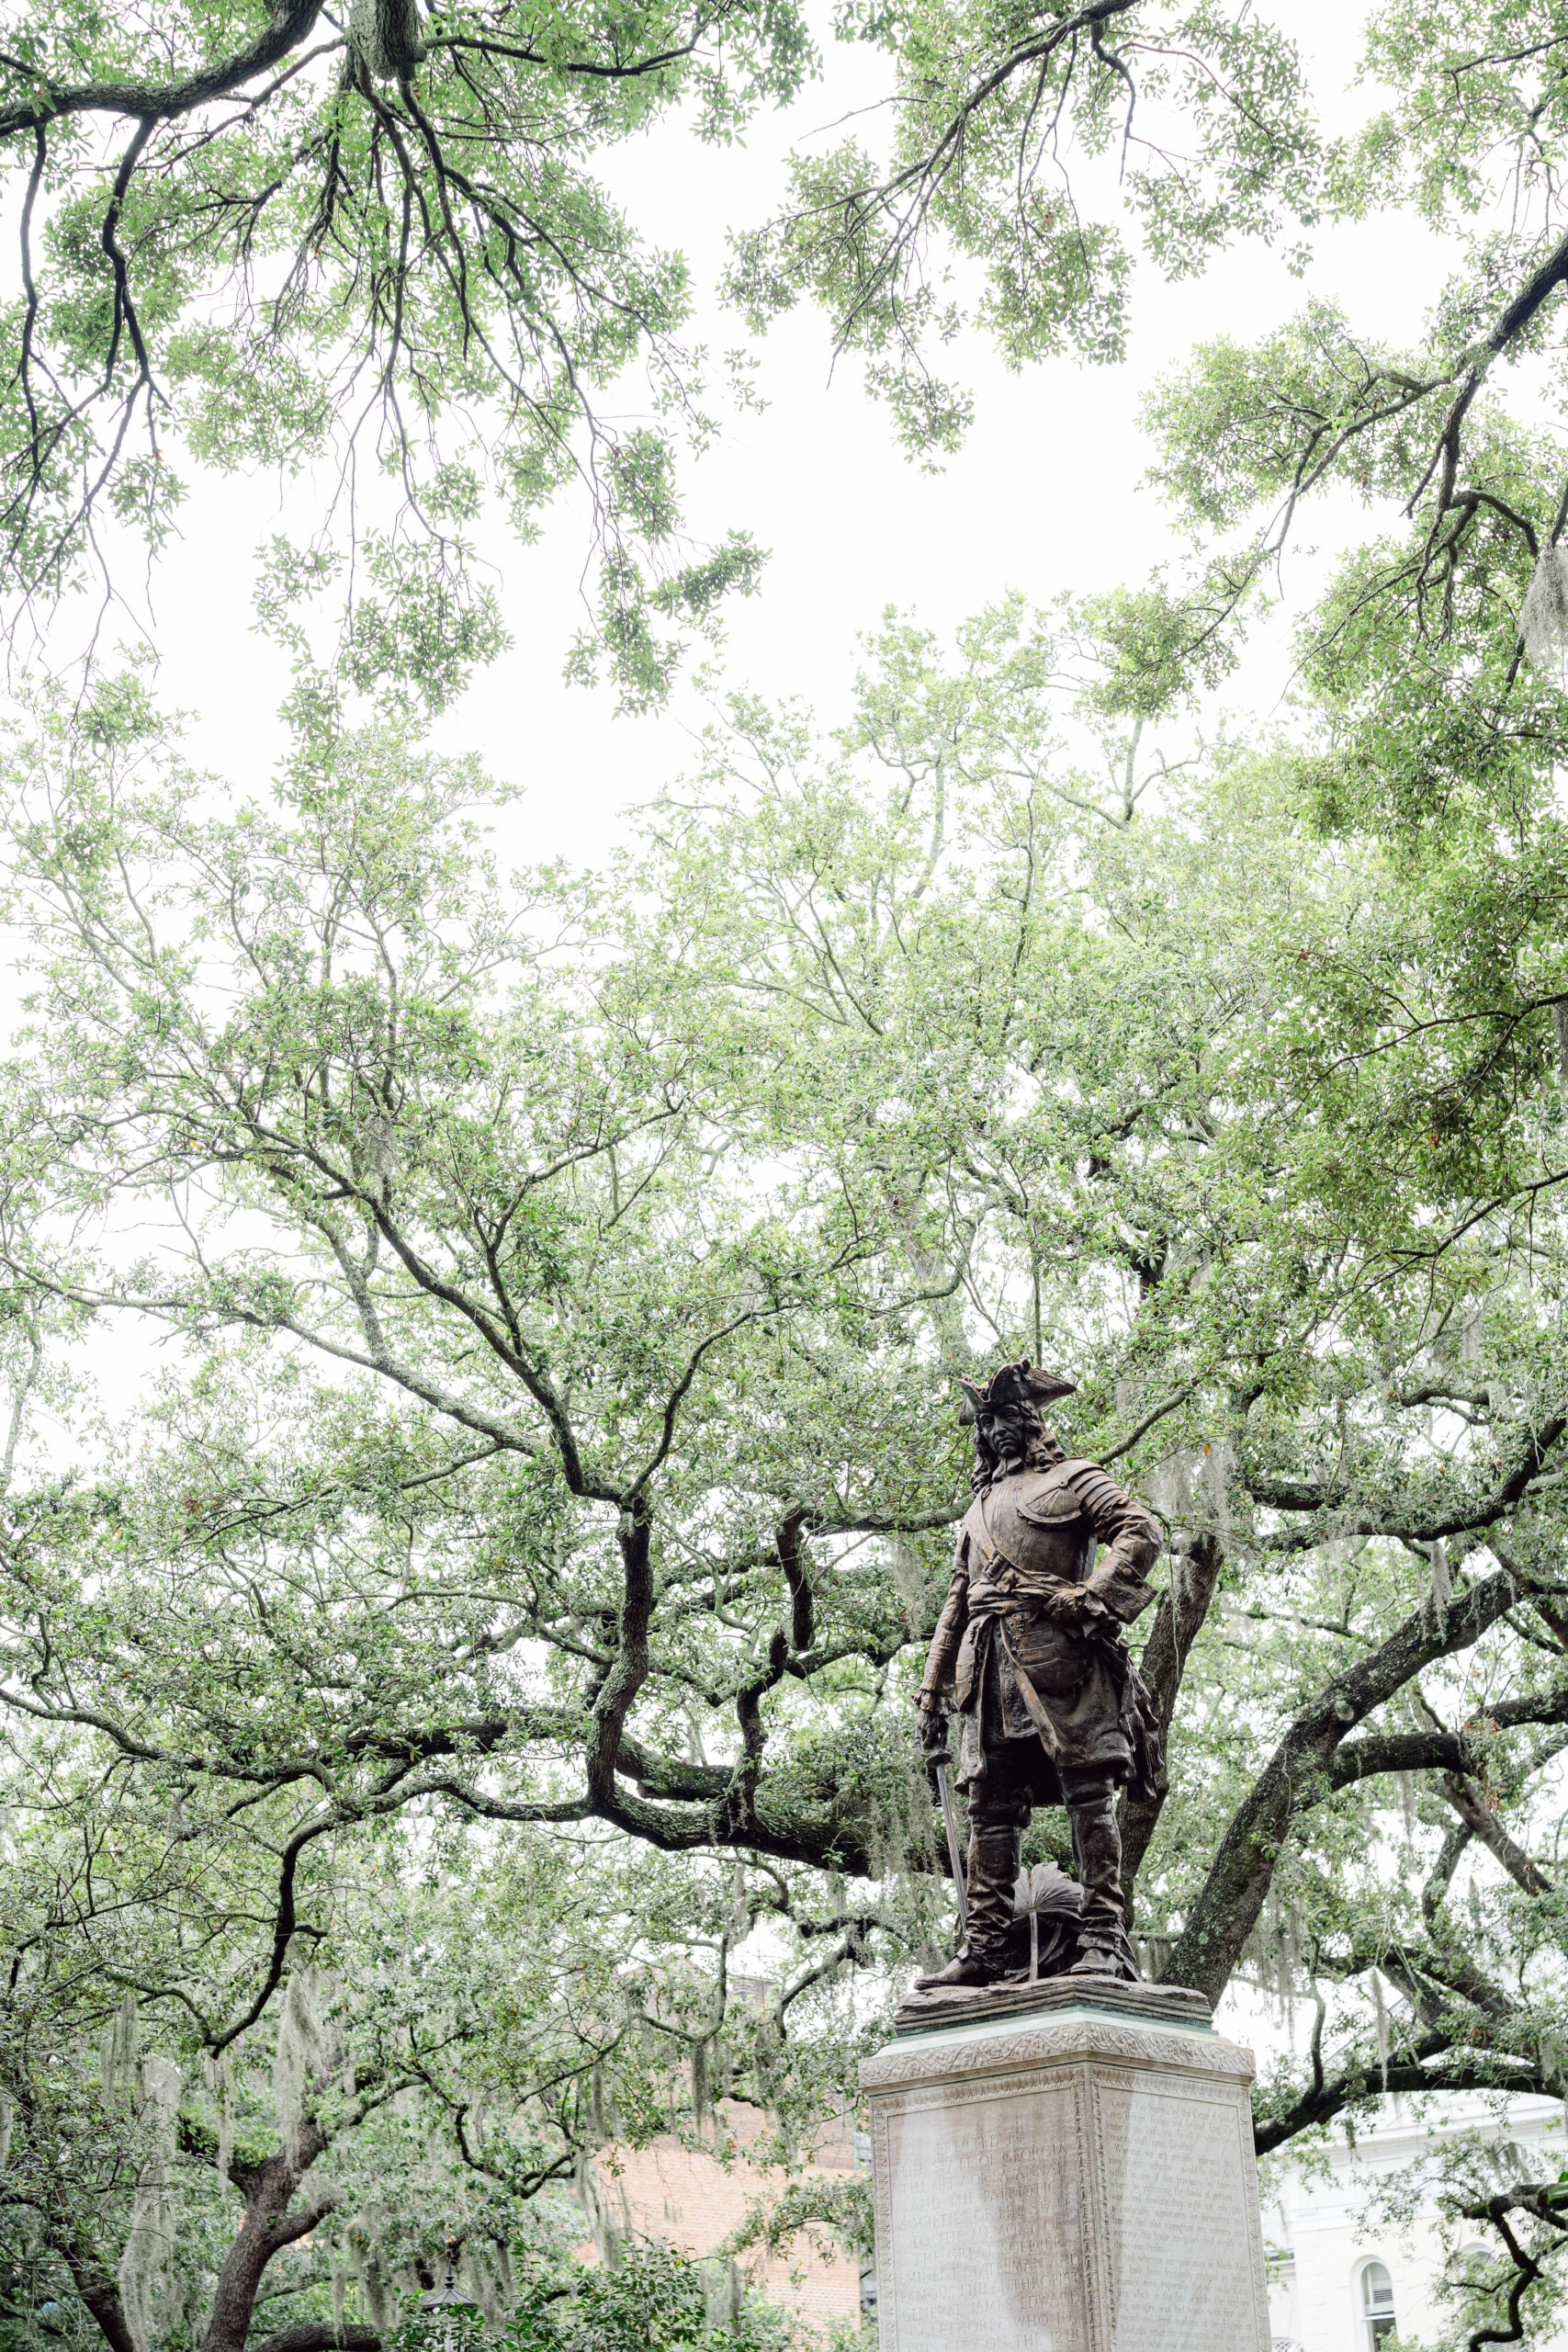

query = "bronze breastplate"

[{"left": 964, "top": 1466, "right": 1094, "bottom": 1596}]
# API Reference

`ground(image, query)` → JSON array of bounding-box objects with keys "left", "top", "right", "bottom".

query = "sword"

[{"left": 932, "top": 1759, "right": 969, "bottom": 1939}]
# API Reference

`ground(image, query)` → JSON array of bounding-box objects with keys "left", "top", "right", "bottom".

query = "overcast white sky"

[{"left": 101, "top": 0, "right": 1470, "bottom": 865}]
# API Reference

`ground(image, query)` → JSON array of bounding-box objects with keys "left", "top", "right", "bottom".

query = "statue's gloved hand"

[
  {"left": 1038, "top": 1581, "right": 1105, "bottom": 1626},
  {"left": 915, "top": 1693, "right": 950, "bottom": 1767}
]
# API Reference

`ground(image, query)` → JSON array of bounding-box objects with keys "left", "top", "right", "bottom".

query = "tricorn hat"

[{"left": 957, "top": 1356, "right": 1077, "bottom": 1427}]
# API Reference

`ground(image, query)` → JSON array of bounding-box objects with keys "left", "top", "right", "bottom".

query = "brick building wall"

[{"left": 579, "top": 2099, "right": 863, "bottom": 2335}]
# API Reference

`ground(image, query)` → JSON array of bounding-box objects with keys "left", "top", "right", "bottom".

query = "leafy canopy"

[
  {"left": 0, "top": 0, "right": 807, "bottom": 705},
  {"left": 3, "top": 606, "right": 1568, "bottom": 2230},
  {"left": 19, "top": 0, "right": 1568, "bottom": 725}
]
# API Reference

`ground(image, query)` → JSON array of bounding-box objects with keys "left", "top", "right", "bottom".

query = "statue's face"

[{"left": 976, "top": 1403, "right": 1032, "bottom": 1472}]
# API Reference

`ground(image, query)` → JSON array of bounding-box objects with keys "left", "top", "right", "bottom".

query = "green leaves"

[
  {"left": 8, "top": 594, "right": 1568, "bottom": 2352},
  {"left": 0, "top": 0, "right": 813, "bottom": 700},
  {"left": 731, "top": 0, "right": 1318, "bottom": 459}
]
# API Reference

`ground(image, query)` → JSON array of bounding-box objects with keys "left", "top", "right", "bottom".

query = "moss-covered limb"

[
  {"left": 0, "top": 0, "right": 328, "bottom": 135},
  {"left": 1122, "top": 1529, "right": 1227, "bottom": 1894},
  {"left": 51, "top": 2236, "right": 137, "bottom": 2352},
  {"left": 1254, "top": 2042, "right": 1555, "bottom": 2157}
]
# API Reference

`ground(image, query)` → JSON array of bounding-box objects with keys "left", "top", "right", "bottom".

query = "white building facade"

[{"left": 1262, "top": 2094, "right": 1567, "bottom": 2352}]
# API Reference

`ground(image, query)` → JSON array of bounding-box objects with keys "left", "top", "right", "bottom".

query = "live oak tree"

[
  {"left": 3, "top": 596, "right": 1568, "bottom": 2075},
  {"left": 27, "top": 12, "right": 1568, "bottom": 2352},
  {"left": 5, "top": 600, "right": 1568, "bottom": 2344}
]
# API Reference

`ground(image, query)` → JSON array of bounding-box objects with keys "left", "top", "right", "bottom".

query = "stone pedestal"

[{"left": 860, "top": 1988, "right": 1270, "bottom": 2352}]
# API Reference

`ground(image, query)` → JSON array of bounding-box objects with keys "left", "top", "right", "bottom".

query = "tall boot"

[
  {"left": 915, "top": 1821, "right": 1022, "bottom": 1988},
  {"left": 1066, "top": 1791, "right": 1138, "bottom": 1979}
]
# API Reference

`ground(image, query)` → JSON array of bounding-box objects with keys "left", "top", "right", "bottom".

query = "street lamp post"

[{"left": 418, "top": 2247, "right": 480, "bottom": 2337}]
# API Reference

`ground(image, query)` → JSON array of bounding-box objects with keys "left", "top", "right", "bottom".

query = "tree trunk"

[
  {"left": 1121, "top": 1530, "right": 1225, "bottom": 1902},
  {"left": 203, "top": 2126, "right": 333, "bottom": 2352},
  {"left": 56, "top": 2241, "right": 137, "bottom": 2352}
]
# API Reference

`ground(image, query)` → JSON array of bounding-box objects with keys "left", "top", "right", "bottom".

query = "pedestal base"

[
  {"left": 860, "top": 1994, "right": 1270, "bottom": 2352},
  {"left": 893, "top": 1974, "right": 1214, "bottom": 2039}
]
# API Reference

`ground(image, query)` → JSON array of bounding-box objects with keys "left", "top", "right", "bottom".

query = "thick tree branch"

[
  {"left": 0, "top": 0, "right": 328, "bottom": 134},
  {"left": 54, "top": 2237, "right": 136, "bottom": 2352},
  {"left": 212, "top": 1821, "right": 337, "bottom": 2056},
  {"left": 1122, "top": 1530, "right": 1224, "bottom": 1894},
  {"left": 1249, "top": 1415, "right": 1567, "bottom": 1551},
  {"left": 1437, "top": 1771, "right": 1552, "bottom": 1894},
  {"left": 1330, "top": 1689, "right": 1568, "bottom": 1792},
  {"left": 1163, "top": 1560, "right": 1520, "bottom": 2002},
  {"left": 1255, "top": 2039, "right": 1551, "bottom": 2155}
]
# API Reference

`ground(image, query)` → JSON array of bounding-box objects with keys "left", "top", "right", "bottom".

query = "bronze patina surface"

[
  {"left": 893, "top": 1973, "right": 1212, "bottom": 2038},
  {"left": 915, "top": 1359, "right": 1167, "bottom": 1990}
]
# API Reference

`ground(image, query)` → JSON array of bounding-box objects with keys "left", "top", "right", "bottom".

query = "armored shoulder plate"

[{"left": 1012, "top": 1460, "right": 1098, "bottom": 1525}]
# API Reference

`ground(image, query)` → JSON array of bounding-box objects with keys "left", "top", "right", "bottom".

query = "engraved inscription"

[
  {"left": 867, "top": 2027, "right": 1272, "bottom": 2352},
  {"left": 882, "top": 2078, "right": 1089, "bottom": 2352},
  {"left": 1093, "top": 2078, "right": 1269, "bottom": 2352}
]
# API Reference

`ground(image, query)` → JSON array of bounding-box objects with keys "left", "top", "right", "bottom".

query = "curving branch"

[
  {"left": 0, "top": 0, "right": 329, "bottom": 137},
  {"left": 1255, "top": 2038, "right": 1554, "bottom": 2156},
  {"left": 1436, "top": 1770, "right": 1554, "bottom": 1896},
  {"left": 1251, "top": 1414, "right": 1568, "bottom": 1552},
  {"left": 52, "top": 2234, "right": 136, "bottom": 2352},
  {"left": 1458, "top": 2183, "right": 1568, "bottom": 2352},
  {"left": 1163, "top": 1559, "right": 1523, "bottom": 2003},
  {"left": 211, "top": 1821, "right": 337, "bottom": 2056}
]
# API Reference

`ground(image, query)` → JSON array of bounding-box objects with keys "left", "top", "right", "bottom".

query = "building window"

[{"left": 1359, "top": 2259, "right": 1397, "bottom": 2346}]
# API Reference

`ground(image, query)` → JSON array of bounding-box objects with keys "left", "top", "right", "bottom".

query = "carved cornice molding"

[{"left": 861, "top": 2014, "right": 1256, "bottom": 2094}]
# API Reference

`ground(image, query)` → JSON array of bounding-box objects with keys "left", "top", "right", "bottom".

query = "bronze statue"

[{"left": 915, "top": 1360, "right": 1165, "bottom": 1986}]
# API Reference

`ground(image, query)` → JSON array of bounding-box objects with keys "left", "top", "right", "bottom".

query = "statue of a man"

[{"left": 915, "top": 1359, "right": 1165, "bottom": 1986}]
